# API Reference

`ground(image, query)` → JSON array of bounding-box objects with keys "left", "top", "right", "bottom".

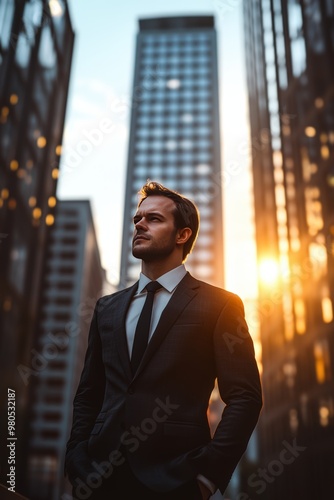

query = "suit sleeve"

[
  {"left": 188, "top": 294, "right": 262, "bottom": 493},
  {"left": 64, "top": 299, "right": 106, "bottom": 484}
]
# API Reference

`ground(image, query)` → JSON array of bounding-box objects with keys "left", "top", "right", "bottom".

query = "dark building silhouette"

[
  {"left": 25, "top": 200, "right": 106, "bottom": 500},
  {"left": 120, "top": 15, "right": 224, "bottom": 288},
  {"left": 244, "top": 0, "right": 334, "bottom": 498},
  {"left": 0, "top": 0, "right": 74, "bottom": 494}
]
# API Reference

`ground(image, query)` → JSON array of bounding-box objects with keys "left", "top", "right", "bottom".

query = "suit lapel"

[
  {"left": 132, "top": 273, "right": 200, "bottom": 380},
  {"left": 113, "top": 282, "right": 138, "bottom": 380}
]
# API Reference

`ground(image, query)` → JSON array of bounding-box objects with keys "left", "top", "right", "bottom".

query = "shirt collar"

[{"left": 137, "top": 264, "right": 187, "bottom": 294}]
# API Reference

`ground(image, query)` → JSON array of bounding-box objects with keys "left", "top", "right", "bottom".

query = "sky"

[{"left": 57, "top": 0, "right": 258, "bottom": 300}]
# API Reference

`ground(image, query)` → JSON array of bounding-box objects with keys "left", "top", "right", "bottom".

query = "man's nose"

[{"left": 135, "top": 218, "right": 147, "bottom": 230}]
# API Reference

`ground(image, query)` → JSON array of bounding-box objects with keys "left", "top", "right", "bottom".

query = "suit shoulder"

[
  {"left": 192, "top": 277, "right": 243, "bottom": 305},
  {"left": 97, "top": 285, "right": 136, "bottom": 307}
]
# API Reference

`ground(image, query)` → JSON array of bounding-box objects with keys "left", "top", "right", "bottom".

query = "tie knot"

[{"left": 145, "top": 281, "right": 162, "bottom": 294}]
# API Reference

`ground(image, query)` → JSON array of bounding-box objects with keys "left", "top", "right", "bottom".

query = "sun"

[{"left": 258, "top": 258, "right": 280, "bottom": 286}]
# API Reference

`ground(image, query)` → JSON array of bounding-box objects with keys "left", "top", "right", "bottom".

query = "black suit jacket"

[{"left": 65, "top": 273, "right": 262, "bottom": 494}]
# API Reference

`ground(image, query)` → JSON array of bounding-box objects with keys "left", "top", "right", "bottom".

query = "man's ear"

[{"left": 176, "top": 227, "right": 192, "bottom": 246}]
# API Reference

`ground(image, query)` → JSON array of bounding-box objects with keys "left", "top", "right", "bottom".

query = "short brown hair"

[{"left": 138, "top": 181, "right": 199, "bottom": 260}]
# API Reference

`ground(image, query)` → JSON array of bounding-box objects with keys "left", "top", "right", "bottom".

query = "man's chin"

[
  {"left": 132, "top": 247, "right": 148, "bottom": 259},
  {"left": 132, "top": 250, "right": 141, "bottom": 259}
]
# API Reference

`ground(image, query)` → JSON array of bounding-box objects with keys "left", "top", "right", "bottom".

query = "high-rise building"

[
  {"left": 120, "top": 16, "right": 223, "bottom": 288},
  {"left": 0, "top": 0, "right": 74, "bottom": 492},
  {"left": 244, "top": 1, "right": 334, "bottom": 498},
  {"left": 24, "top": 200, "right": 107, "bottom": 500}
]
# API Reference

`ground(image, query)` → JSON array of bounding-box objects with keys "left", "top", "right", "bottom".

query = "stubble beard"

[{"left": 132, "top": 234, "right": 177, "bottom": 262}]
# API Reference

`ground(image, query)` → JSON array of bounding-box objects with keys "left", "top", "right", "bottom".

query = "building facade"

[
  {"left": 24, "top": 200, "right": 106, "bottom": 500},
  {"left": 120, "top": 16, "right": 224, "bottom": 288},
  {"left": 244, "top": 0, "right": 334, "bottom": 498},
  {"left": 0, "top": 0, "right": 74, "bottom": 492}
]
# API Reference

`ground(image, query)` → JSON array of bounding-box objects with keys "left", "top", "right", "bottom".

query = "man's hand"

[{"left": 197, "top": 479, "right": 212, "bottom": 499}]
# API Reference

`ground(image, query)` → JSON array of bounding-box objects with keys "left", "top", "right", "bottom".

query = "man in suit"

[{"left": 65, "top": 181, "right": 262, "bottom": 499}]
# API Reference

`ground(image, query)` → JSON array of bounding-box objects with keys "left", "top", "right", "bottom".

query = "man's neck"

[{"left": 141, "top": 259, "right": 183, "bottom": 281}]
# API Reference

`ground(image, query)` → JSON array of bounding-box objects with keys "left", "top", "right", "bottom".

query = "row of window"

[
  {"left": 137, "top": 113, "right": 211, "bottom": 126},
  {"left": 40, "top": 311, "right": 71, "bottom": 322},
  {"left": 141, "top": 66, "right": 211, "bottom": 78},
  {"left": 141, "top": 55, "right": 211, "bottom": 66},
  {"left": 45, "top": 281, "right": 74, "bottom": 290},
  {"left": 137, "top": 89, "right": 213, "bottom": 101},
  {"left": 136, "top": 125, "right": 212, "bottom": 138},
  {"left": 49, "top": 236, "right": 78, "bottom": 245},
  {"left": 139, "top": 77, "right": 211, "bottom": 89},
  {"left": 45, "top": 265, "right": 75, "bottom": 275},
  {"left": 132, "top": 163, "right": 212, "bottom": 174},
  {"left": 134, "top": 87, "right": 212, "bottom": 101},
  {"left": 42, "top": 296, "right": 72, "bottom": 306},
  {"left": 142, "top": 34, "right": 211, "bottom": 45},
  {"left": 137, "top": 101, "right": 212, "bottom": 114},
  {"left": 135, "top": 138, "right": 212, "bottom": 151},
  {"left": 138, "top": 97, "right": 212, "bottom": 107},
  {"left": 142, "top": 40, "right": 211, "bottom": 51},
  {"left": 139, "top": 77, "right": 211, "bottom": 91},
  {"left": 134, "top": 151, "right": 212, "bottom": 164},
  {"left": 141, "top": 42, "right": 211, "bottom": 54},
  {"left": 47, "top": 251, "right": 76, "bottom": 259}
]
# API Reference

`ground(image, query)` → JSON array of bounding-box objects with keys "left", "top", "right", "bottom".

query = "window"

[
  {"left": 195, "top": 114, "right": 211, "bottom": 124},
  {"left": 195, "top": 151, "right": 212, "bottom": 162},
  {"left": 9, "top": 223, "right": 27, "bottom": 294},
  {"left": 196, "top": 164, "right": 211, "bottom": 175},
  {"left": 54, "top": 297, "right": 71, "bottom": 306},
  {"left": 0, "top": 0, "right": 14, "bottom": 49},
  {"left": 58, "top": 266, "right": 74, "bottom": 275},
  {"left": 15, "top": 32, "right": 32, "bottom": 68},
  {"left": 46, "top": 377, "right": 65, "bottom": 388},
  {"left": 59, "top": 251, "right": 76, "bottom": 260},
  {"left": 61, "top": 237, "right": 77, "bottom": 245},
  {"left": 53, "top": 312, "right": 70, "bottom": 321},
  {"left": 44, "top": 394, "right": 63, "bottom": 404},
  {"left": 56, "top": 282, "right": 73, "bottom": 290},
  {"left": 314, "top": 340, "right": 332, "bottom": 383},
  {"left": 134, "top": 166, "right": 148, "bottom": 177},
  {"left": 194, "top": 265, "right": 212, "bottom": 279}
]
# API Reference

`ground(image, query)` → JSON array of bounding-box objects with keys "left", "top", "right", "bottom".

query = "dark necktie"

[{"left": 131, "top": 281, "right": 162, "bottom": 374}]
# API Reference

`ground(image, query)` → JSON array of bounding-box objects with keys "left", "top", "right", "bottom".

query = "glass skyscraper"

[
  {"left": 0, "top": 0, "right": 74, "bottom": 493},
  {"left": 120, "top": 16, "right": 223, "bottom": 288},
  {"left": 244, "top": 1, "right": 334, "bottom": 498},
  {"left": 26, "top": 200, "right": 105, "bottom": 500}
]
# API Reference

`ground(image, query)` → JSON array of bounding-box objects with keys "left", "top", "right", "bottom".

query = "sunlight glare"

[{"left": 258, "top": 258, "right": 280, "bottom": 286}]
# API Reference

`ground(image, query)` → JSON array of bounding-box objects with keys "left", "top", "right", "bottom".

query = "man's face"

[{"left": 132, "top": 196, "right": 179, "bottom": 262}]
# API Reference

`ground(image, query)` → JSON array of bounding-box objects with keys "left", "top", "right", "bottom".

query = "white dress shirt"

[
  {"left": 125, "top": 264, "right": 187, "bottom": 357},
  {"left": 125, "top": 264, "right": 216, "bottom": 496}
]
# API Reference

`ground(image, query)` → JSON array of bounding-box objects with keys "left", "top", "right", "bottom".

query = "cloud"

[{"left": 70, "top": 94, "right": 104, "bottom": 118}]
